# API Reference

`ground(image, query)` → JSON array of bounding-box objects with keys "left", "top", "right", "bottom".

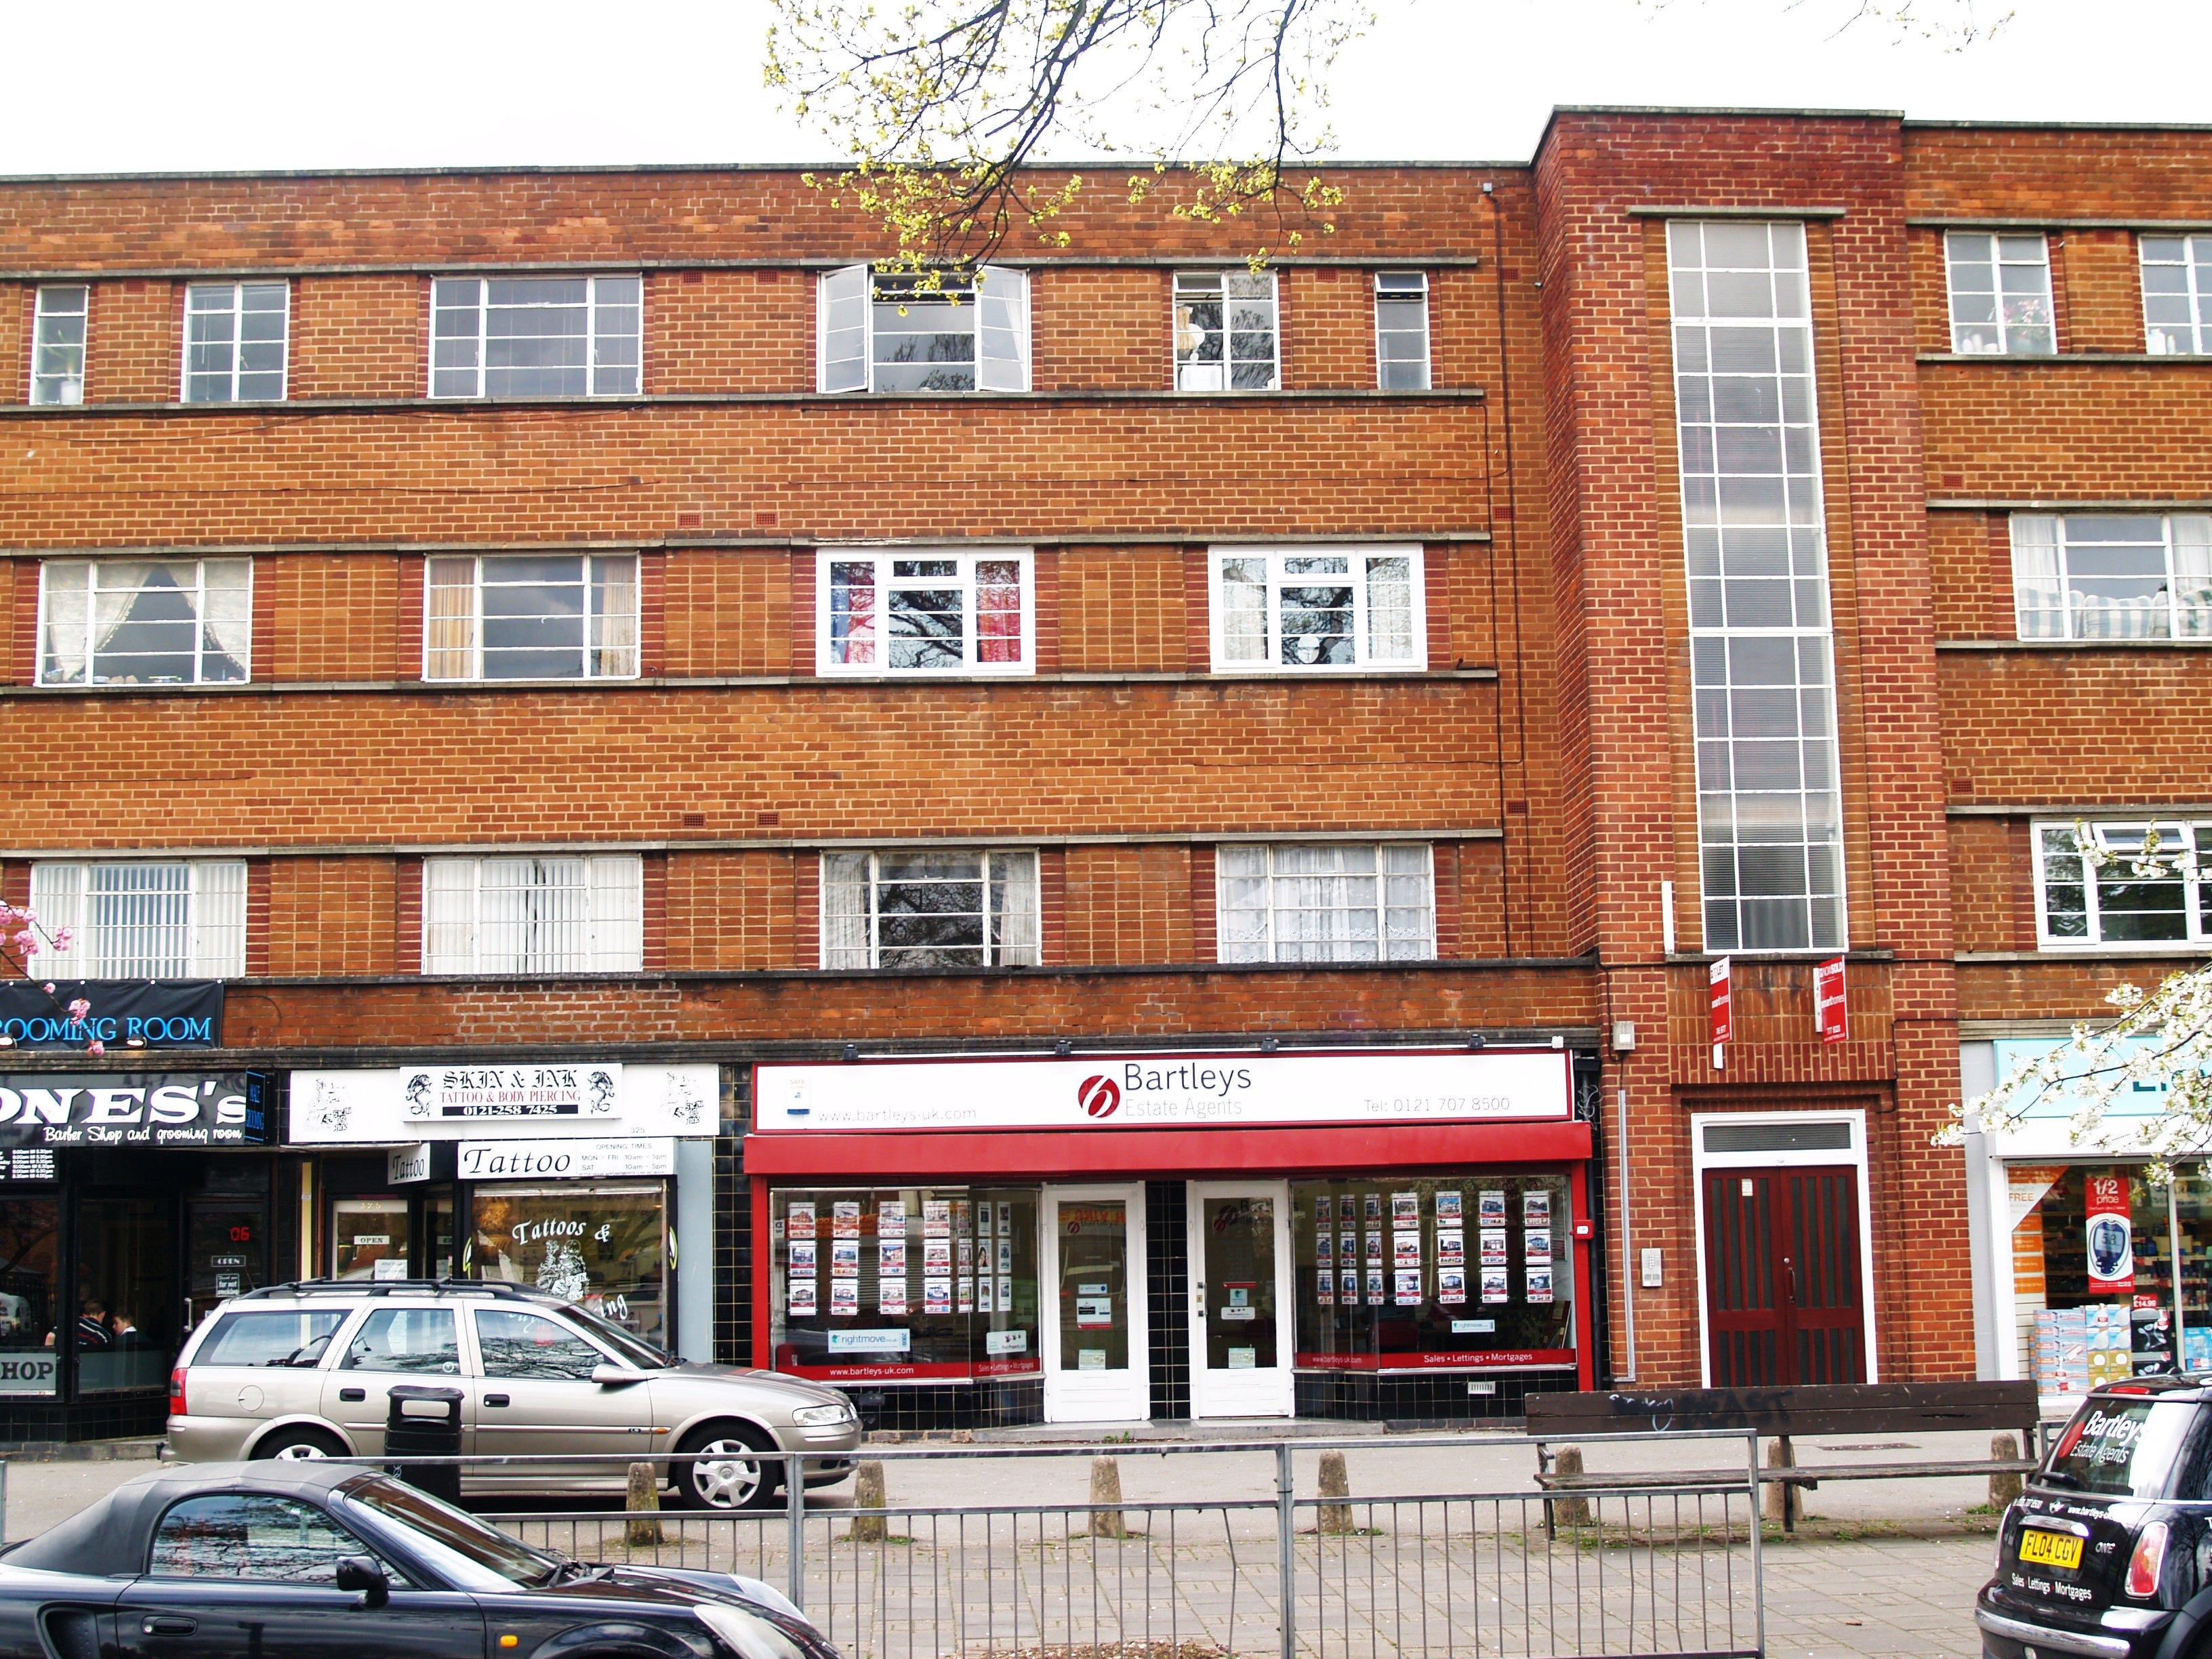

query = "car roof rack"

[{"left": 234, "top": 1277, "right": 551, "bottom": 1302}]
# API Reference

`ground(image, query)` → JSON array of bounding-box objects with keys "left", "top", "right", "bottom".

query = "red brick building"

[{"left": 0, "top": 108, "right": 2203, "bottom": 1439}]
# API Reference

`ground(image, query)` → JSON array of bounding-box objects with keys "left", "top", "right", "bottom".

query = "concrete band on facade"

[{"left": 0, "top": 106, "right": 2201, "bottom": 1437}]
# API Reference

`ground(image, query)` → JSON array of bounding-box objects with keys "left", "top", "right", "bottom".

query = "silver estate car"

[{"left": 166, "top": 1279, "right": 859, "bottom": 1511}]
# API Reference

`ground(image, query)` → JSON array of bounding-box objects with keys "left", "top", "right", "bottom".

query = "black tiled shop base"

[
  {"left": 853, "top": 1379, "right": 1044, "bottom": 1433},
  {"left": 1145, "top": 1181, "right": 1191, "bottom": 1420},
  {"left": 1294, "top": 1368, "right": 1579, "bottom": 1424},
  {"left": 0, "top": 1389, "right": 167, "bottom": 1445}
]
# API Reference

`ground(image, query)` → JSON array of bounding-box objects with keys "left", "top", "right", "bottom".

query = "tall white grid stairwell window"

[
  {"left": 28, "top": 861, "right": 246, "bottom": 978},
  {"left": 423, "top": 856, "right": 643, "bottom": 975},
  {"left": 1668, "top": 220, "right": 1847, "bottom": 954}
]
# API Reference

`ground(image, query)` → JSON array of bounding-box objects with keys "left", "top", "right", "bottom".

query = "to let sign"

[
  {"left": 1708, "top": 957, "right": 1734, "bottom": 1061},
  {"left": 1814, "top": 956, "right": 1848, "bottom": 1044}
]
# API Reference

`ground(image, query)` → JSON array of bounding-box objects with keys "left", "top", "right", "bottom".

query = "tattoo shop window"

[
  {"left": 2142, "top": 236, "right": 2212, "bottom": 356},
  {"left": 1375, "top": 271, "right": 1430, "bottom": 390},
  {"left": 182, "top": 282, "right": 289, "bottom": 402},
  {"left": 430, "top": 276, "right": 641, "bottom": 398},
  {"left": 424, "top": 554, "right": 639, "bottom": 680},
  {"left": 1210, "top": 546, "right": 1424, "bottom": 671},
  {"left": 38, "top": 558, "right": 251, "bottom": 686},
  {"left": 816, "top": 266, "right": 1031, "bottom": 393},
  {"left": 1174, "top": 271, "right": 1279, "bottom": 390},
  {"left": 817, "top": 549, "right": 1033, "bottom": 675},
  {"left": 1217, "top": 844, "right": 1436, "bottom": 964},
  {"left": 28, "top": 860, "right": 247, "bottom": 978},
  {"left": 1944, "top": 232, "right": 2055, "bottom": 356},
  {"left": 821, "top": 851, "right": 1041, "bottom": 970},
  {"left": 31, "top": 285, "right": 87, "bottom": 405},
  {"left": 423, "top": 855, "right": 644, "bottom": 975},
  {"left": 2010, "top": 514, "right": 2212, "bottom": 641},
  {"left": 2036, "top": 821, "right": 2211, "bottom": 949}
]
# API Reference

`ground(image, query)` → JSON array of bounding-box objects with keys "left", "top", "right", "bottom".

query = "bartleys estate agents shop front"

[
  {"left": 0, "top": 1068, "right": 276, "bottom": 1441},
  {"left": 746, "top": 1046, "right": 1595, "bottom": 1430}
]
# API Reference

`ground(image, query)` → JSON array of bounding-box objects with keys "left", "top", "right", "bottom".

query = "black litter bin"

[{"left": 384, "top": 1384, "right": 464, "bottom": 1507}]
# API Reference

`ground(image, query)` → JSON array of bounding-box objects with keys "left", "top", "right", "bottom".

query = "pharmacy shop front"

[{"left": 747, "top": 1048, "right": 1595, "bottom": 1428}]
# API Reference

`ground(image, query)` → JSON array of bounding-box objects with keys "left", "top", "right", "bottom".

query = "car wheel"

[
  {"left": 672, "top": 1423, "right": 781, "bottom": 1512},
  {"left": 252, "top": 1427, "right": 346, "bottom": 1462}
]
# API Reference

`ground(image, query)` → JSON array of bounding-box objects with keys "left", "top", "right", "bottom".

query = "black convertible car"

[{"left": 0, "top": 1460, "right": 837, "bottom": 1659}]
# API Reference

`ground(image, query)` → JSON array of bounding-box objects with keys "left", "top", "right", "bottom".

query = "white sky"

[{"left": 0, "top": 0, "right": 2188, "bottom": 177}]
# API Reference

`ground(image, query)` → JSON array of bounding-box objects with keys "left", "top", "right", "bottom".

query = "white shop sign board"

[
  {"left": 756, "top": 1049, "right": 1572, "bottom": 1133},
  {"left": 291, "top": 1063, "right": 716, "bottom": 1145},
  {"left": 457, "top": 1137, "right": 678, "bottom": 1180}
]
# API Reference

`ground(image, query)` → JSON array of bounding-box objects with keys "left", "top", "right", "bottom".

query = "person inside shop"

[
  {"left": 74, "top": 1300, "right": 112, "bottom": 1351},
  {"left": 108, "top": 1307, "right": 149, "bottom": 1348}
]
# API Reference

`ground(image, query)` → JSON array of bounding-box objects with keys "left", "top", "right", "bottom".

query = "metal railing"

[{"left": 361, "top": 1431, "right": 1767, "bottom": 1659}]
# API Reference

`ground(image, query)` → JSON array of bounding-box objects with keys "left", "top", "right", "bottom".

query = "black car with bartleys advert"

[{"left": 1979, "top": 1377, "right": 2212, "bottom": 1658}]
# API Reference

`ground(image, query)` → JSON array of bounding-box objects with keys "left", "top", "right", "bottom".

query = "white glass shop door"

[
  {"left": 1040, "top": 1185, "right": 1149, "bottom": 1423},
  {"left": 1187, "top": 1181, "right": 1294, "bottom": 1418}
]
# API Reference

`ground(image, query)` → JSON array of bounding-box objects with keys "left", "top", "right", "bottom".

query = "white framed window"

[
  {"left": 1209, "top": 546, "right": 1425, "bottom": 672},
  {"left": 424, "top": 554, "right": 639, "bottom": 681},
  {"left": 2141, "top": 236, "right": 2212, "bottom": 356},
  {"left": 183, "top": 282, "right": 289, "bottom": 403},
  {"left": 2011, "top": 514, "right": 2212, "bottom": 641},
  {"left": 1375, "top": 270, "right": 1430, "bottom": 390},
  {"left": 821, "top": 849, "right": 1040, "bottom": 969},
  {"left": 1669, "top": 220, "right": 1846, "bottom": 955},
  {"left": 816, "top": 548, "right": 1033, "bottom": 676},
  {"left": 1216, "top": 843, "right": 1435, "bottom": 964},
  {"left": 2034, "top": 820, "right": 2211, "bottom": 950},
  {"left": 1174, "top": 270, "right": 1279, "bottom": 391},
  {"left": 816, "top": 266, "right": 1030, "bottom": 393},
  {"left": 30, "top": 285, "right": 87, "bottom": 405},
  {"left": 28, "top": 860, "right": 247, "bottom": 979},
  {"left": 1944, "top": 232, "right": 2055, "bottom": 356},
  {"left": 430, "top": 276, "right": 641, "bottom": 398},
  {"left": 38, "top": 558, "right": 252, "bottom": 687},
  {"left": 423, "top": 855, "right": 643, "bottom": 975}
]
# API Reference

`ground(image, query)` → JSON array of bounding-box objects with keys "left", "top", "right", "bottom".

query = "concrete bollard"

[
  {"left": 1551, "top": 1445, "right": 1592, "bottom": 1528},
  {"left": 1990, "top": 1433, "right": 2024, "bottom": 1509},
  {"left": 1088, "top": 1455, "right": 1128, "bottom": 1539},
  {"left": 848, "top": 1459, "right": 887, "bottom": 1542},
  {"left": 625, "top": 1461, "right": 667, "bottom": 1547},
  {"left": 1317, "top": 1449, "right": 1354, "bottom": 1534},
  {"left": 1763, "top": 1437, "right": 1797, "bottom": 1529}
]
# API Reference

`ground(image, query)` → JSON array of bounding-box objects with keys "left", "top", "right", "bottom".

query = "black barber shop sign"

[{"left": 0, "top": 1071, "right": 270, "bottom": 1148}]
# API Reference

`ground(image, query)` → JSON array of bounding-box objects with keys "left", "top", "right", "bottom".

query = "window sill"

[
  {"left": 1919, "top": 352, "right": 2212, "bottom": 366},
  {"left": 1935, "top": 638, "right": 2212, "bottom": 652},
  {"left": 1959, "top": 948, "right": 2212, "bottom": 964},
  {"left": 1, "top": 668, "right": 1500, "bottom": 699},
  {"left": 0, "top": 387, "right": 1490, "bottom": 417}
]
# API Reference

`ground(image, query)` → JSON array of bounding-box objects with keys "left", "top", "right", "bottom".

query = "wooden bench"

[{"left": 1525, "top": 1381, "right": 2049, "bottom": 1532}]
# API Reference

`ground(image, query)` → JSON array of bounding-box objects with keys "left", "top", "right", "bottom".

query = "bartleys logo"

[
  {"left": 1076, "top": 1061, "right": 1257, "bottom": 1122},
  {"left": 1076, "top": 1075, "right": 1120, "bottom": 1118}
]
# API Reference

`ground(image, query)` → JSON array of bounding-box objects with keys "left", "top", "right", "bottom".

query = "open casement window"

[
  {"left": 1209, "top": 546, "right": 1424, "bottom": 671},
  {"left": 1216, "top": 844, "right": 1436, "bottom": 964},
  {"left": 38, "top": 558, "right": 251, "bottom": 686},
  {"left": 2143, "top": 236, "right": 2212, "bottom": 356},
  {"left": 424, "top": 554, "right": 640, "bottom": 680},
  {"left": 31, "top": 285, "right": 87, "bottom": 406},
  {"left": 821, "top": 850, "right": 1041, "bottom": 969},
  {"left": 1174, "top": 271, "right": 1279, "bottom": 391},
  {"left": 1944, "top": 232, "right": 2055, "bottom": 356},
  {"left": 816, "top": 265, "right": 1031, "bottom": 392},
  {"left": 422, "top": 855, "right": 644, "bottom": 975},
  {"left": 28, "top": 860, "right": 247, "bottom": 978},
  {"left": 817, "top": 549, "right": 1033, "bottom": 675},
  {"left": 2035, "top": 821, "right": 2212, "bottom": 949},
  {"left": 2011, "top": 514, "right": 2212, "bottom": 641},
  {"left": 430, "top": 276, "right": 642, "bottom": 398},
  {"left": 183, "top": 282, "right": 289, "bottom": 402},
  {"left": 1374, "top": 271, "right": 1431, "bottom": 390}
]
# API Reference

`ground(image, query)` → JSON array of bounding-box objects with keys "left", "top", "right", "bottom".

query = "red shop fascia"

[{"left": 743, "top": 1046, "right": 1597, "bottom": 1400}]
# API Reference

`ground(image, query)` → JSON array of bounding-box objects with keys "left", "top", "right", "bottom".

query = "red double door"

[{"left": 1702, "top": 1166, "right": 1866, "bottom": 1386}]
